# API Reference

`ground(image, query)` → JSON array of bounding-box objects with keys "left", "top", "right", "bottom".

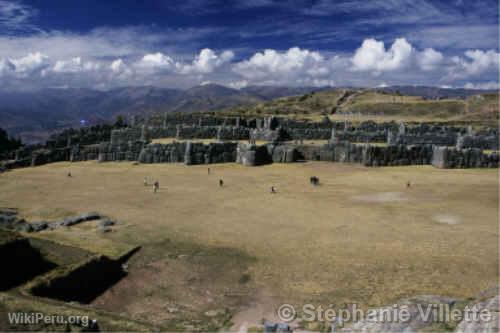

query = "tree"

[
  {"left": 0, "top": 128, "right": 22, "bottom": 157},
  {"left": 114, "top": 114, "right": 127, "bottom": 128}
]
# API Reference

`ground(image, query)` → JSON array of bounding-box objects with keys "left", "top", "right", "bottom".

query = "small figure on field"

[
  {"left": 144, "top": 177, "right": 148, "bottom": 186},
  {"left": 153, "top": 181, "right": 159, "bottom": 193},
  {"left": 270, "top": 186, "right": 276, "bottom": 194},
  {"left": 310, "top": 176, "right": 319, "bottom": 186},
  {"left": 406, "top": 181, "right": 411, "bottom": 188},
  {"left": 208, "top": 167, "right": 210, "bottom": 175},
  {"left": 67, "top": 172, "right": 72, "bottom": 177},
  {"left": 219, "top": 179, "right": 224, "bottom": 187}
]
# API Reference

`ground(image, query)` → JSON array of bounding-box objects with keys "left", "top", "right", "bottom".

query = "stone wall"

[
  {"left": 185, "top": 142, "right": 237, "bottom": 165},
  {"left": 45, "top": 124, "right": 117, "bottom": 149},
  {"left": 391, "top": 133, "right": 457, "bottom": 146},
  {"left": 216, "top": 127, "right": 250, "bottom": 140},
  {"left": 97, "top": 141, "right": 144, "bottom": 162},
  {"left": 110, "top": 127, "right": 144, "bottom": 145},
  {"left": 69, "top": 144, "right": 100, "bottom": 162},
  {"left": 137, "top": 142, "right": 186, "bottom": 163},
  {"left": 286, "top": 128, "right": 331, "bottom": 140},
  {"left": 236, "top": 143, "right": 272, "bottom": 166},
  {"left": 30, "top": 148, "right": 70, "bottom": 167},
  {"left": 432, "top": 146, "right": 499, "bottom": 168},
  {"left": 138, "top": 142, "right": 237, "bottom": 165},
  {"left": 456, "top": 134, "right": 498, "bottom": 150},
  {"left": 237, "top": 142, "right": 435, "bottom": 167}
]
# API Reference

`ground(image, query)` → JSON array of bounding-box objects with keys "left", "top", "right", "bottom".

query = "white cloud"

[
  {"left": 110, "top": 58, "right": 126, "bottom": 73},
  {"left": 351, "top": 38, "right": 413, "bottom": 73},
  {"left": 452, "top": 50, "right": 499, "bottom": 76},
  {"left": 417, "top": 48, "right": 443, "bottom": 71},
  {"left": 9, "top": 52, "right": 49, "bottom": 75},
  {"left": 233, "top": 47, "right": 331, "bottom": 85},
  {"left": 52, "top": 57, "right": 100, "bottom": 73},
  {"left": 178, "top": 48, "right": 234, "bottom": 74},
  {"left": 136, "top": 52, "right": 174, "bottom": 70}
]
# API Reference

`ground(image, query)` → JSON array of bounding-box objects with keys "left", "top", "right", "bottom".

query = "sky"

[{"left": 0, "top": 0, "right": 498, "bottom": 91}]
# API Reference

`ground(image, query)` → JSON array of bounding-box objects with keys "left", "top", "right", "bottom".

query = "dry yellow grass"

[{"left": 0, "top": 162, "right": 497, "bottom": 311}]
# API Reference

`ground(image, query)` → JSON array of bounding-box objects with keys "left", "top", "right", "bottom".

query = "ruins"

[{"left": 1, "top": 113, "right": 498, "bottom": 171}]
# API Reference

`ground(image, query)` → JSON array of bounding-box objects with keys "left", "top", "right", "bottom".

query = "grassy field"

[{"left": 0, "top": 161, "right": 498, "bottom": 327}]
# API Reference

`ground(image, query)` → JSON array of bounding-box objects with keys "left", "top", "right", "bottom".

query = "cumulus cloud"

[
  {"left": 417, "top": 48, "right": 443, "bottom": 71},
  {"left": 52, "top": 57, "right": 100, "bottom": 73},
  {"left": 7, "top": 52, "right": 49, "bottom": 76},
  {"left": 450, "top": 49, "right": 499, "bottom": 78},
  {"left": 178, "top": 48, "right": 234, "bottom": 74},
  {"left": 136, "top": 52, "right": 174, "bottom": 70},
  {"left": 351, "top": 38, "right": 413, "bottom": 73},
  {"left": 233, "top": 47, "right": 332, "bottom": 86},
  {"left": 110, "top": 58, "right": 127, "bottom": 73}
]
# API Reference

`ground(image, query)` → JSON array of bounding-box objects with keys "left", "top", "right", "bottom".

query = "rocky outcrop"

[
  {"left": 340, "top": 295, "right": 457, "bottom": 333},
  {"left": 0, "top": 209, "right": 117, "bottom": 233},
  {"left": 454, "top": 295, "right": 499, "bottom": 333}
]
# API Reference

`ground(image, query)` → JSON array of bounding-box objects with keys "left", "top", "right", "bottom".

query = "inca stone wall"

[
  {"left": 138, "top": 142, "right": 186, "bottom": 163},
  {"left": 98, "top": 141, "right": 144, "bottom": 162},
  {"left": 237, "top": 142, "right": 435, "bottom": 167},
  {"left": 432, "top": 146, "right": 499, "bottom": 168},
  {"left": 456, "top": 134, "right": 498, "bottom": 150},
  {"left": 2, "top": 114, "right": 499, "bottom": 170},
  {"left": 138, "top": 141, "right": 237, "bottom": 165},
  {"left": 236, "top": 143, "right": 272, "bottom": 166},
  {"left": 110, "top": 127, "right": 144, "bottom": 145},
  {"left": 69, "top": 144, "right": 100, "bottom": 162},
  {"left": 184, "top": 142, "right": 237, "bottom": 165},
  {"left": 30, "top": 148, "right": 70, "bottom": 167}
]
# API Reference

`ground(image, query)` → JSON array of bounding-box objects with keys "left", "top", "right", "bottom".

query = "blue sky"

[{"left": 0, "top": 0, "right": 498, "bottom": 90}]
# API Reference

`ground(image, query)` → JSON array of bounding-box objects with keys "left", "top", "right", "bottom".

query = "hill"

[{"left": 217, "top": 88, "right": 499, "bottom": 125}]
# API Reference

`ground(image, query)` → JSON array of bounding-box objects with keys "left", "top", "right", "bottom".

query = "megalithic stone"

[
  {"left": 387, "top": 131, "right": 395, "bottom": 145},
  {"left": 217, "top": 126, "right": 222, "bottom": 140},
  {"left": 184, "top": 141, "right": 193, "bottom": 165},
  {"left": 140, "top": 124, "right": 146, "bottom": 142},
  {"left": 163, "top": 113, "right": 168, "bottom": 129},
  {"left": 176, "top": 124, "right": 181, "bottom": 139},
  {"left": 398, "top": 122, "right": 406, "bottom": 135}
]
